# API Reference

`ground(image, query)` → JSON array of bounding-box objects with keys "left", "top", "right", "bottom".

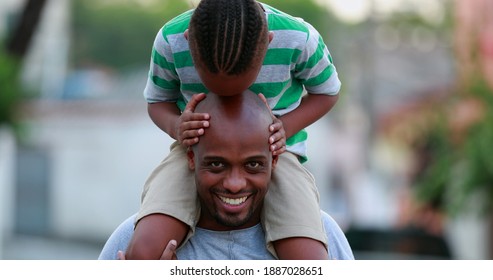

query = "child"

[{"left": 125, "top": 0, "right": 341, "bottom": 260}]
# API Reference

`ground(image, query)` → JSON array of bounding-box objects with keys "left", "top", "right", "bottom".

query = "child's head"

[{"left": 188, "top": 0, "right": 271, "bottom": 96}]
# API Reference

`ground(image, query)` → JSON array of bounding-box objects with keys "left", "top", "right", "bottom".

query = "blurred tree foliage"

[
  {"left": 413, "top": 80, "right": 493, "bottom": 216},
  {"left": 457, "top": 81, "right": 493, "bottom": 214},
  {"left": 0, "top": 51, "right": 21, "bottom": 127},
  {"left": 412, "top": 110, "right": 453, "bottom": 213},
  {"left": 70, "top": 0, "right": 338, "bottom": 72},
  {"left": 262, "top": 0, "right": 337, "bottom": 42},
  {"left": 1, "top": 0, "right": 45, "bottom": 128},
  {"left": 71, "top": 0, "right": 189, "bottom": 71},
  {"left": 409, "top": 0, "right": 493, "bottom": 216}
]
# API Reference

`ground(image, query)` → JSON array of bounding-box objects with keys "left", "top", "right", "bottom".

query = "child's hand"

[
  {"left": 159, "top": 239, "right": 178, "bottom": 260},
  {"left": 269, "top": 116, "right": 286, "bottom": 156},
  {"left": 258, "top": 93, "right": 286, "bottom": 156},
  {"left": 117, "top": 239, "right": 177, "bottom": 260},
  {"left": 177, "top": 93, "right": 210, "bottom": 147}
]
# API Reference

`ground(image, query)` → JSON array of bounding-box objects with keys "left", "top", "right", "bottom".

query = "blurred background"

[{"left": 0, "top": 0, "right": 492, "bottom": 260}]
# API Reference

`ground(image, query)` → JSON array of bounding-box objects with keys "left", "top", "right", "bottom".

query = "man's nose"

[{"left": 223, "top": 168, "right": 247, "bottom": 193}]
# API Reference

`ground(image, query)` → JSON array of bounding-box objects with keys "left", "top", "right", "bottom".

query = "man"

[
  {"left": 99, "top": 91, "right": 353, "bottom": 260},
  {"left": 131, "top": 0, "right": 340, "bottom": 260}
]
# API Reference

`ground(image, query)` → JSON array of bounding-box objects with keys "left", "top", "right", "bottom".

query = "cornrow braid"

[{"left": 189, "top": 0, "right": 268, "bottom": 75}]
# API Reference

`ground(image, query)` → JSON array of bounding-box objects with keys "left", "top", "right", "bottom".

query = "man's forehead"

[
  {"left": 193, "top": 91, "right": 272, "bottom": 155},
  {"left": 201, "top": 153, "right": 269, "bottom": 161},
  {"left": 197, "top": 135, "right": 270, "bottom": 156}
]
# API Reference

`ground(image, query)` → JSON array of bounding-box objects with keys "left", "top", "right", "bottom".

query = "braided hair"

[{"left": 189, "top": 0, "right": 269, "bottom": 75}]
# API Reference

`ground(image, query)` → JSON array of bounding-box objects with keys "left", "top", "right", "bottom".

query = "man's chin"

[{"left": 214, "top": 213, "right": 251, "bottom": 228}]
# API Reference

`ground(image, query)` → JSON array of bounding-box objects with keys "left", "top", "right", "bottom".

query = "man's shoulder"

[
  {"left": 320, "top": 211, "right": 355, "bottom": 260},
  {"left": 320, "top": 210, "right": 339, "bottom": 229},
  {"left": 98, "top": 214, "right": 136, "bottom": 260}
]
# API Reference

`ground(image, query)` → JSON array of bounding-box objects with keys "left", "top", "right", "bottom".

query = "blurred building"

[
  {"left": 0, "top": 0, "right": 27, "bottom": 260},
  {"left": 0, "top": 0, "right": 173, "bottom": 259},
  {"left": 455, "top": 0, "right": 493, "bottom": 88},
  {"left": 344, "top": 0, "right": 493, "bottom": 260}
]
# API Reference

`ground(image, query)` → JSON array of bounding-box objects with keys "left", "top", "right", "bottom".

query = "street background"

[{"left": 1, "top": 0, "right": 492, "bottom": 260}]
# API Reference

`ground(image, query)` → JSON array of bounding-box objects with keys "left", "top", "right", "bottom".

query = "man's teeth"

[{"left": 220, "top": 196, "right": 247, "bottom": 205}]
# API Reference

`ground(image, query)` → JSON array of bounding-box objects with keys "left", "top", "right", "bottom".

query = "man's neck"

[{"left": 196, "top": 222, "right": 262, "bottom": 232}]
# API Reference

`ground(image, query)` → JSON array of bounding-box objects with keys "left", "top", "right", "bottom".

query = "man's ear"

[
  {"left": 184, "top": 29, "right": 189, "bottom": 41},
  {"left": 187, "top": 147, "right": 195, "bottom": 170},
  {"left": 271, "top": 154, "right": 279, "bottom": 170}
]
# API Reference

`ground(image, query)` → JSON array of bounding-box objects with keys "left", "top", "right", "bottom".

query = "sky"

[{"left": 316, "top": 0, "right": 447, "bottom": 24}]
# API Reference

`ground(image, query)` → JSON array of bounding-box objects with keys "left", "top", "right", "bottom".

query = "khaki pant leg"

[
  {"left": 136, "top": 142, "right": 199, "bottom": 229},
  {"left": 262, "top": 152, "right": 327, "bottom": 256}
]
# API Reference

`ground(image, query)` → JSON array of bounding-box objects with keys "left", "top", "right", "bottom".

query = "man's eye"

[
  {"left": 246, "top": 162, "right": 262, "bottom": 169},
  {"left": 209, "top": 162, "right": 224, "bottom": 168}
]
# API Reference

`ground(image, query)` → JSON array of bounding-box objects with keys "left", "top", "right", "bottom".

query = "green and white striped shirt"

[{"left": 143, "top": 3, "right": 341, "bottom": 161}]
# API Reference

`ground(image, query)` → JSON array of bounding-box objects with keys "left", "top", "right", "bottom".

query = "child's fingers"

[
  {"left": 160, "top": 240, "right": 178, "bottom": 260},
  {"left": 179, "top": 120, "right": 209, "bottom": 145},
  {"left": 258, "top": 93, "right": 276, "bottom": 118},
  {"left": 181, "top": 136, "right": 200, "bottom": 147},
  {"left": 269, "top": 126, "right": 285, "bottom": 143},
  {"left": 182, "top": 128, "right": 204, "bottom": 140},
  {"left": 183, "top": 93, "right": 208, "bottom": 114},
  {"left": 181, "top": 112, "right": 210, "bottom": 122},
  {"left": 271, "top": 142, "right": 287, "bottom": 155},
  {"left": 181, "top": 120, "right": 210, "bottom": 132},
  {"left": 117, "top": 251, "right": 126, "bottom": 260}
]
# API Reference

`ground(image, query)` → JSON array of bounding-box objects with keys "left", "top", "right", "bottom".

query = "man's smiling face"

[{"left": 187, "top": 92, "right": 277, "bottom": 230}]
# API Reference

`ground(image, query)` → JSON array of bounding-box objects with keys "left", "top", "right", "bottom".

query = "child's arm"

[
  {"left": 148, "top": 93, "right": 210, "bottom": 146},
  {"left": 125, "top": 94, "right": 209, "bottom": 260},
  {"left": 125, "top": 214, "right": 185, "bottom": 260},
  {"left": 265, "top": 93, "right": 338, "bottom": 260},
  {"left": 268, "top": 93, "right": 339, "bottom": 155}
]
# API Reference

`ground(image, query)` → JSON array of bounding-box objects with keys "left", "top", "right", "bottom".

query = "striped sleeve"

[
  {"left": 294, "top": 20, "right": 341, "bottom": 95},
  {"left": 143, "top": 27, "right": 182, "bottom": 103}
]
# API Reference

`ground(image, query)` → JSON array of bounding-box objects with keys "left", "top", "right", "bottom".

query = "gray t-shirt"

[{"left": 98, "top": 211, "right": 354, "bottom": 260}]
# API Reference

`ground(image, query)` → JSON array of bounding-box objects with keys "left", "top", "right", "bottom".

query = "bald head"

[{"left": 194, "top": 91, "right": 272, "bottom": 145}]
